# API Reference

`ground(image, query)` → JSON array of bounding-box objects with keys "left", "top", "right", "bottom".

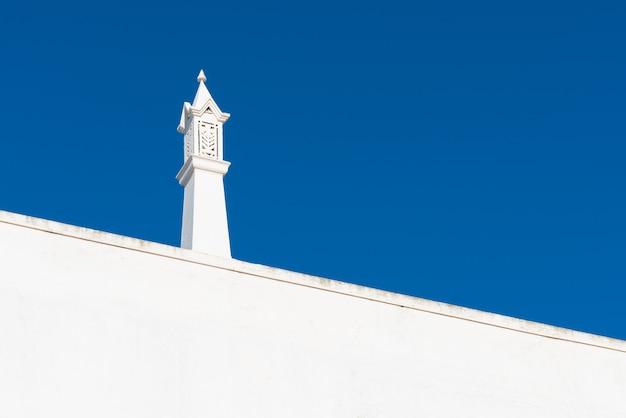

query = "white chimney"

[{"left": 176, "top": 70, "right": 231, "bottom": 257}]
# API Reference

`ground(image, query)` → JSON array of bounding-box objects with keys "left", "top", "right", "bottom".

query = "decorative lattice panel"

[
  {"left": 184, "top": 123, "right": 194, "bottom": 160},
  {"left": 199, "top": 122, "right": 218, "bottom": 159}
]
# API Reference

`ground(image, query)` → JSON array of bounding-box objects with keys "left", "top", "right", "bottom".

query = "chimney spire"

[{"left": 176, "top": 70, "right": 232, "bottom": 257}]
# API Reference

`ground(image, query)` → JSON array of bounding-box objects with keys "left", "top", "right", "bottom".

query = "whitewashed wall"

[{"left": 1, "top": 211, "right": 625, "bottom": 418}]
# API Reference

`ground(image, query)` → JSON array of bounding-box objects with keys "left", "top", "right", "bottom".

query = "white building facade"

[{"left": 1, "top": 73, "right": 625, "bottom": 417}]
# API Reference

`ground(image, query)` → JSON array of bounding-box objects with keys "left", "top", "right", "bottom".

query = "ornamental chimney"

[{"left": 176, "top": 70, "right": 231, "bottom": 257}]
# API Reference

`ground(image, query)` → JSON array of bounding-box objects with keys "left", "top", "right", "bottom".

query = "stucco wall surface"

[{"left": 1, "top": 211, "right": 625, "bottom": 418}]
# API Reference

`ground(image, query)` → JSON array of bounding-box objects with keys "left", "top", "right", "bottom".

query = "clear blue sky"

[{"left": 1, "top": 0, "right": 625, "bottom": 340}]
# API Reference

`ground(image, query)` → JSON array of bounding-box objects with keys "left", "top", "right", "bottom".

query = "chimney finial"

[{"left": 197, "top": 69, "right": 207, "bottom": 83}]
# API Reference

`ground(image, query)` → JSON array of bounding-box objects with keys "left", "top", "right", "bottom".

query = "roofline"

[{"left": 1, "top": 209, "right": 625, "bottom": 353}]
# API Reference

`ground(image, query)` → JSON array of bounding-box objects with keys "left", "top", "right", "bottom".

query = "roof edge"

[{"left": 1, "top": 209, "right": 625, "bottom": 353}]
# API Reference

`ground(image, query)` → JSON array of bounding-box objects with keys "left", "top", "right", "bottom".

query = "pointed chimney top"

[
  {"left": 192, "top": 70, "right": 212, "bottom": 108},
  {"left": 197, "top": 69, "right": 207, "bottom": 83},
  {"left": 178, "top": 70, "right": 230, "bottom": 133}
]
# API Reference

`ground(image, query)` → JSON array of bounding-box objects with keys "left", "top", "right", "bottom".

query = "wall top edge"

[{"left": 1, "top": 209, "right": 625, "bottom": 353}]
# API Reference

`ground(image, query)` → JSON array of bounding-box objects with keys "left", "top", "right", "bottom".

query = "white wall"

[{"left": 1, "top": 211, "right": 625, "bottom": 418}]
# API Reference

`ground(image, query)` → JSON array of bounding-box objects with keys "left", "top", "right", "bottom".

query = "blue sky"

[{"left": 1, "top": 0, "right": 625, "bottom": 340}]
